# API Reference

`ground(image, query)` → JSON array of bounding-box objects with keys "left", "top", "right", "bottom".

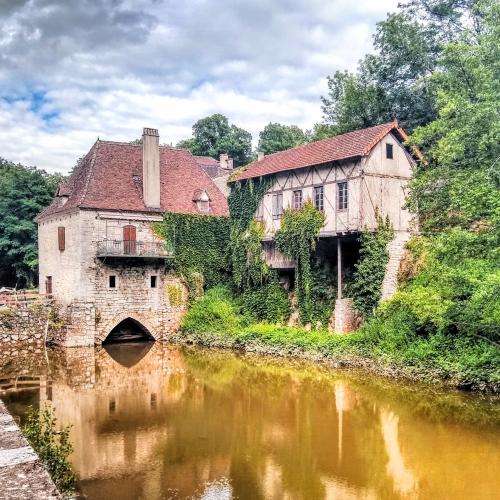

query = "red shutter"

[
  {"left": 58, "top": 227, "right": 65, "bottom": 251},
  {"left": 123, "top": 225, "right": 136, "bottom": 254}
]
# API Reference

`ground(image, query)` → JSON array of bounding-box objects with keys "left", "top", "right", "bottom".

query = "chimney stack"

[
  {"left": 257, "top": 151, "right": 265, "bottom": 161},
  {"left": 219, "top": 153, "right": 229, "bottom": 169},
  {"left": 227, "top": 158, "right": 234, "bottom": 170},
  {"left": 142, "top": 128, "right": 160, "bottom": 208}
]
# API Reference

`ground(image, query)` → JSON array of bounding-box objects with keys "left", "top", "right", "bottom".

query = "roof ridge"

[
  {"left": 98, "top": 139, "right": 182, "bottom": 151},
  {"left": 249, "top": 121, "right": 397, "bottom": 166}
]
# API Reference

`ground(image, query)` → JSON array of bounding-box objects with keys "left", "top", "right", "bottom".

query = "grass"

[{"left": 179, "top": 286, "right": 500, "bottom": 393}]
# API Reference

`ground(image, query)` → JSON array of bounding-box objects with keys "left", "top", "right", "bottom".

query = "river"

[{"left": 1, "top": 342, "right": 499, "bottom": 499}]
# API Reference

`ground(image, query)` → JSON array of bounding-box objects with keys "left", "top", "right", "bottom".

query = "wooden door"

[{"left": 123, "top": 225, "right": 137, "bottom": 254}]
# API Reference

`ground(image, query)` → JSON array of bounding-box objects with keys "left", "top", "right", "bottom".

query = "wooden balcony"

[{"left": 96, "top": 240, "right": 173, "bottom": 259}]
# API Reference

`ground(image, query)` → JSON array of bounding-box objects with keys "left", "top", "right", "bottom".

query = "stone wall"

[{"left": 0, "top": 307, "right": 49, "bottom": 345}]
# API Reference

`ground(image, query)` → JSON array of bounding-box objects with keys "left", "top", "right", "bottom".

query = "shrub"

[
  {"left": 23, "top": 406, "right": 76, "bottom": 493},
  {"left": 181, "top": 286, "right": 246, "bottom": 334},
  {"left": 241, "top": 279, "right": 290, "bottom": 323}
]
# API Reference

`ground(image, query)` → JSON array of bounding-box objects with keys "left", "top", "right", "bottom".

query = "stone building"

[
  {"left": 231, "top": 121, "right": 422, "bottom": 332},
  {"left": 36, "top": 128, "right": 228, "bottom": 346}
]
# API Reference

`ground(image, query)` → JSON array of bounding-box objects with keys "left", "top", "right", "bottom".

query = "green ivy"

[
  {"left": 346, "top": 214, "right": 394, "bottom": 318},
  {"left": 228, "top": 177, "right": 274, "bottom": 292},
  {"left": 154, "top": 213, "right": 231, "bottom": 301},
  {"left": 275, "top": 202, "right": 325, "bottom": 324}
]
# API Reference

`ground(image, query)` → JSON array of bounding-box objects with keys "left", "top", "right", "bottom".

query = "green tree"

[
  {"left": 321, "top": 0, "right": 487, "bottom": 134},
  {"left": 177, "top": 114, "right": 252, "bottom": 166},
  {"left": 0, "top": 159, "right": 62, "bottom": 287},
  {"left": 257, "top": 123, "right": 305, "bottom": 154},
  {"left": 407, "top": 0, "right": 500, "bottom": 232}
]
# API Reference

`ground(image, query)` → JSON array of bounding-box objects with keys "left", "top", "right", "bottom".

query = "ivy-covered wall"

[{"left": 154, "top": 213, "right": 231, "bottom": 300}]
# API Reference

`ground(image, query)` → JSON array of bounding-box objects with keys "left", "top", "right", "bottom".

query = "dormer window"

[
  {"left": 193, "top": 189, "right": 210, "bottom": 212},
  {"left": 56, "top": 183, "right": 70, "bottom": 207}
]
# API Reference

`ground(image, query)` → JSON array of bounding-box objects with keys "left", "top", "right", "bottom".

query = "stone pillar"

[{"left": 333, "top": 298, "right": 356, "bottom": 334}]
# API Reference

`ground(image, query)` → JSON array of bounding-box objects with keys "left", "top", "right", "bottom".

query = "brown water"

[{"left": 1, "top": 342, "right": 499, "bottom": 499}]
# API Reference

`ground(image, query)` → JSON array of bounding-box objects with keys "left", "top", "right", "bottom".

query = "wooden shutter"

[
  {"left": 58, "top": 227, "right": 65, "bottom": 251},
  {"left": 123, "top": 225, "right": 137, "bottom": 254}
]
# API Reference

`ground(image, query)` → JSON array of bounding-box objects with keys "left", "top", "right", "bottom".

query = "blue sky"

[{"left": 0, "top": 0, "right": 399, "bottom": 173}]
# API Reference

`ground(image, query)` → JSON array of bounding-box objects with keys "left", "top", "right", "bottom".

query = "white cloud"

[{"left": 0, "top": 0, "right": 399, "bottom": 172}]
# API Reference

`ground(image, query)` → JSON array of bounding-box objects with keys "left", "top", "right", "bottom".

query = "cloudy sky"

[{"left": 0, "top": 0, "right": 399, "bottom": 173}]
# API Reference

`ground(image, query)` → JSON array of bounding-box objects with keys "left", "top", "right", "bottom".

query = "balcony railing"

[{"left": 96, "top": 240, "right": 173, "bottom": 258}]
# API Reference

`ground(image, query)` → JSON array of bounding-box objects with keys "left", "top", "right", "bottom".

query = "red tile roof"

[
  {"left": 234, "top": 121, "right": 418, "bottom": 181},
  {"left": 37, "top": 141, "right": 229, "bottom": 221}
]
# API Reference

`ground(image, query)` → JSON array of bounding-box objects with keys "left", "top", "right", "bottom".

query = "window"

[
  {"left": 197, "top": 199, "right": 210, "bottom": 212},
  {"left": 109, "top": 275, "right": 117, "bottom": 289},
  {"left": 255, "top": 201, "right": 264, "bottom": 221},
  {"left": 150, "top": 275, "right": 157, "bottom": 288},
  {"left": 386, "top": 143, "right": 394, "bottom": 159},
  {"left": 313, "top": 186, "right": 324, "bottom": 211},
  {"left": 272, "top": 192, "right": 283, "bottom": 219},
  {"left": 338, "top": 182, "right": 348, "bottom": 210},
  {"left": 293, "top": 190, "right": 303, "bottom": 210},
  {"left": 57, "top": 227, "right": 65, "bottom": 251}
]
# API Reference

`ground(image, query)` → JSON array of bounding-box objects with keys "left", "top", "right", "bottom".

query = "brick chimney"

[
  {"left": 219, "top": 153, "right": 229, "bottom": 169},
  {"left": 142, "top": 127, "right": 160, "bottom": 208},
  {"left": 257, "top": 151, "right": 265, "bottom": 161}
]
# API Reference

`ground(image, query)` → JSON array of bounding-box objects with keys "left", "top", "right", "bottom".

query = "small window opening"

[
  {"left": 109, "top": 275, "right": 117, "bottom": 288},
  {"left": 151, "top": 393, "right": 157, "bottom": 410},
  {"left": 313, "top": 186, "right": 324, "bottom": 211},
  {"left": 150, "top": 275, "right": 157, "bottom": 288},
  {"left": 338, "top": 182, "right": 348, "bottom": 210},
  {"left": 386, "top": 143, "right": 394, "bottom": 159},
  {"left": 109, "top": 399, "right": 116, "bottom": 414},
  {"left": 293, "top": 190, "right": 303, "bottom": 210},
  {"left": 272, "top": 192, "right": 283, "bottom": 219},
  {"left": 58, "top": 227, "right": 65, "bottom": 251}
]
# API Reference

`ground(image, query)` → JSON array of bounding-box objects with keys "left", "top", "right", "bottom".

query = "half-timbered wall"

[{"left": 257, "top": 132, "right": 415, "bottom": 238}]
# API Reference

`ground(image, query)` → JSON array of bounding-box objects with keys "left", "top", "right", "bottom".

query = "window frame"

[
  {"left": 108, "top": 275, "right": 117, "bottom": 289},
  {"left": 57, "top": 226, "right": 65, "bottom": 252},
  {"left": 272, "top": 192, "right": 283, "bottom": 220},
  {"left": 150, "top": 275, "right": 158, "bottom": 288},
  {"left": 292, "top": 189, "right": 303, "bottom": 210},
  {"left": 337, "top": 181, "right": 348, "bottom": 211},
  {"left": 196, "top": 199, "right": 210, "bottom": 212},
  {"left": 313, "top": 185, "right": 324, "bottom": 212},
  {"left": 386, "top": 143, "right": 394, "bottom": 159}
]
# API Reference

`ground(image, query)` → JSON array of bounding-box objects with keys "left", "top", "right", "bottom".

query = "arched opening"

[
  {"left": 103, "top": 317, "right": 155, "bottom": 344},
  {"left": 103, "top": 342, "right": 154, "bottom": 368}
]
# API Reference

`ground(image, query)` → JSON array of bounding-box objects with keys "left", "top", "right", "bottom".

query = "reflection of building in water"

[
  {"left": 41, "top": 343, "right": 187, "bottom": 485},
  {"left": 334, "top": 381, "right": 358, "bottom": 463},
  {"left": 380, "top": 409, "right": 417, "bottom": 497}
]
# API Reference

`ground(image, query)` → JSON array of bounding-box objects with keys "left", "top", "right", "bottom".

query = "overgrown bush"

[
  {"left": 23, "top": 406, "right": 76, "bottom": 493},
  {"left": 275, "top": 202, "right": 325, "bottom": 323},
  {"left": 181, "top": 286, "right": 249, "bottom": 334},
  {"left": 241, "top": 278, "right": 290, "bottom": 323},
  {"left": 346, "top": 215, "right": 393, "bottom": 318}
]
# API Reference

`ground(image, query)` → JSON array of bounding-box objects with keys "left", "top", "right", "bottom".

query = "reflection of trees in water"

[{"left": 2, "top": 344, "right": 500, "bottom": 500}]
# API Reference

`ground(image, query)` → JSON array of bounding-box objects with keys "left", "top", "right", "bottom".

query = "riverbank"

[
  {"left": 176, "top": 287, "right": 500, "bottom": 393},
  {"left": 0, "top": 400, "right": 61, "bottom": 499}
]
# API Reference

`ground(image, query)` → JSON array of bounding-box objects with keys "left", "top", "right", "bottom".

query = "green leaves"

[
  {"left": 0, "top": 159, "right": 61, "bottom": 287},
  {"left": 257, "top": 122, "right": 306, "bottom": 155},
  {"left": 347, "top": 216, "right": 394, "bottom": 319},
  {"left": 23, "top": 406, "right": 76, "bottom": 493},
  {"left": 275, "top": 202, "right": 325, "bottom": 323},
  {"left": 177, "top": 114, "right": 252, "bottom": 166}
]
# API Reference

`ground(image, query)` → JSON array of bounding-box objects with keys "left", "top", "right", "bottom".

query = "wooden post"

[{"left": 337, "top": 237, "right": 342, "bottom": 299}]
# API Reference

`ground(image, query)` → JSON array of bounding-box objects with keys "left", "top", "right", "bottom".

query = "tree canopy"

[
  {"left": 177, "top": 114, "right": 252, "bottom": 166},
  {"left": 0, "top": 159, "right": 62, "bottom": 287},
  {"left": 321, "top": 0, "right": 489, "bottom": 135},
  {"left": 257, "top": 123, "right": 306, "bottom": 155}
]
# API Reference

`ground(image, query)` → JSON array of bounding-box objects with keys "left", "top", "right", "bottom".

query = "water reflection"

[{"left": 1, "top": 343, "right": 499, "bottom": 499}]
